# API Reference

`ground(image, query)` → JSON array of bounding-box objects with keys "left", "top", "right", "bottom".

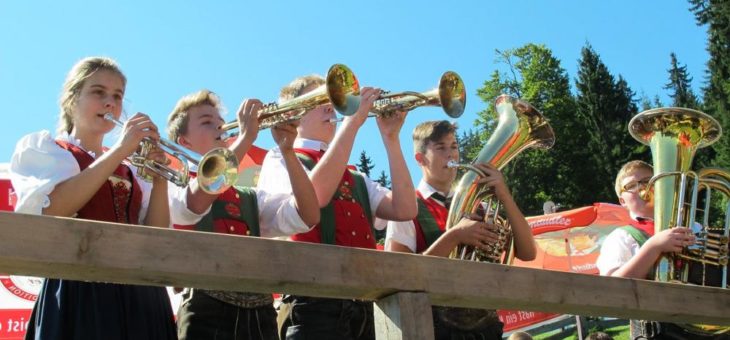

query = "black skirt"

[{"left": 24, "top": 278, "right": 176, "bottom": 340}]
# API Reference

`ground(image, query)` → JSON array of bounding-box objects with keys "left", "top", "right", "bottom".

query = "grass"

[{"left": 531, "top": 324, "right": 630, "bottom": 340}]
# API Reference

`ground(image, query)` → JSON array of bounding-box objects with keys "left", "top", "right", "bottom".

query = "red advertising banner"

[
  {"left": 0, "top": 309, "right": 31, "bottom": 340},
  {"left": 498, "top": 309, "right": 561, "bottom": 332}
]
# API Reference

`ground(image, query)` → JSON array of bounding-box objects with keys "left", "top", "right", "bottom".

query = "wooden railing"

[{"left": 0, "top": 211, "right": 728, "bottom": 339}]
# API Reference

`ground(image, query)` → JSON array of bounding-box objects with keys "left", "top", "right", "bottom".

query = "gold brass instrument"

[
  {"left": 629, "top": 107, "right": 729, "bottom": 336},
  {"left": 445, "top": 94, "right": 555, "bottom": 264},
  {"left": 220, "top": 64, "right": 360, "bottom": 134},
  {"left": 104, "top": 113, "right": 239, "bottom": 195},
  {"left": 329, "top": 71, "right": 466, "bottom": 123}
]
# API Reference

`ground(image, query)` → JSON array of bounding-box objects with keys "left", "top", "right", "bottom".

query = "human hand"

[
  {"left": 114, "top": 112, "right": 160, "bottom": 157},
  {"left": 272, "top": 121, "right": 299, "bottom": 152},
  {"left": 236, "top": 98, "right": 263, "bottom": 142},
  {"left": 376, "top": 110, "right": 407, "bottom": 140},
  {"left": 471, "top": 163, "right": 511, "bottom": 200},
  {"left": 647, "top": 227, "right": 696, "bottom": 253},
  {"left": 342, "top": 87, "right": 380, "bottom": 129},
  {"left": 451, "top": 213, "right": 500, "bottom": 250}
]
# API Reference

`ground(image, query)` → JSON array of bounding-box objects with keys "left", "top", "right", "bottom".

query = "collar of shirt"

[
  {"left": 417, "top": 179, "right": 452, "bottom": 201},
  {"left": 56, "top": 131, "right": 97, "bottom": 158},
  {"left": 629, "top": 211, "right": 653, "bottom": 223},
  {"left": 293, "top": 138, "right": 329, "bottom": 152}
]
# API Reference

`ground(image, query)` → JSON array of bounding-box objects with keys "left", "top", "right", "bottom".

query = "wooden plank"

[
  {"left": 374, "top": 292, "right": 434, "bottom": 340},
  {"left": 0, "top": 212, "right": 728, "bottom": 325}
]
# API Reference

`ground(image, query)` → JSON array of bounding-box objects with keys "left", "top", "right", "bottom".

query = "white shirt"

[
  {"left": 257, "top": 137, "right": 389, "bottom": 230},
  {"left": 10, "top": 131, "right": 152, "bottom": 223},
  {"left": 385, "top": 180, "right": 451, "bottom": 253},
  {"left": 168, "top": 178, "right": 311, "bottom": 238}
]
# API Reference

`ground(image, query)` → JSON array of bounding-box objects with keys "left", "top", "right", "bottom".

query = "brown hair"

[
  {"left": 279, "top": 74, "right": 325, "bottom": 102},
  {"left": 412, "top": 120, "right": 457, "bottom": 154},
  {"left": 58, "top": 57, "right": 126, "bottom": 134},
  {"left": 167, "top": 89, "right": 224, "bottom": 141},
  {"left": 614, "top": 160, "right": 653, "bottom": 197}
]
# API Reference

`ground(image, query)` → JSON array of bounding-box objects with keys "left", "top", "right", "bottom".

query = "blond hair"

[
  {"left": 58, "top": 57, "right": 126, "bottom": 134},
  {"left": 279, "top": 74, "right": 325, "bottom": 102},
  {"left": 412, "top": 120, "right": 457, "bottom": 154},
  {"left": 614, "top": 160, "right": 653, "bottom": 197},
  {"left": 167, "top": 89, "right": 224, "bottom": 141},
  {"left": 507, "top": 331, "right": 534, "bottom": 340}
]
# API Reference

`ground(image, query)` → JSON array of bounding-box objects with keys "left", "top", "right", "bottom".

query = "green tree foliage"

[
  {"left": 475, "top": 44, "right": 580, "bottom": 214},
  {"left": 356, "top": 150, "right": 375, "bottom": 177},
  {"left": 689, "top": 0, "right": 730, "bottom": 168},
  {"left": 664, "top": 52, "right": 701, "bottom": 109},
  {"left": 574, "top": 44, "right": 648, "bottom": 203},
  {"left": 376, "top": 170, "right": 391, "bottom": 189}
]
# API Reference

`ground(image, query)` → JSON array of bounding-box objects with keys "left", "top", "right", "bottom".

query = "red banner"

[
  {"left": 498, "top": 309, "right": 560, "bottom": 332},
  {"left": 0, "top": 309, "right": 31, "bottom": 340}
]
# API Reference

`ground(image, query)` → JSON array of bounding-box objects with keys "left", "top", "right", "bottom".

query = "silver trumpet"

[{"left": 104, "top": 113, "right": 239, "bottom": 195}]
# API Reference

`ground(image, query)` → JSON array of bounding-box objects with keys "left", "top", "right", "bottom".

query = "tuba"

[
  {"left": 629, "top": 107, "right": 729, "bottom": 336},
  {"left": 446, "top": 94, "right": 555, "bottom": 264}
]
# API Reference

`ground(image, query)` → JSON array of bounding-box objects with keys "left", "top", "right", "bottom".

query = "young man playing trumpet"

[
  {"left": 257, "top": 75, "right": 417, "bottom": 340},
  {"left": 166, "top": 89, "right": 320, "bottom": 340},
  {"left": 385, "top": 120, "right": 536, "bottom": 340}
]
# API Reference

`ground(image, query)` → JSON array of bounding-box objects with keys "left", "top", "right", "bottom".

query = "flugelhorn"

[
  {"left": 329, "top": 71, "right": 466, "bottom": 123},
  {"left": 445, "top": 94, "right": 554, "bottom": 264},
  {"left": 220, "top": 64, "right": 360, "bottom": 135},
  {"left": 629, "top": 107, "right": 729, "bottom": 335},
  {"left": 104, "top": 113, "right": 239, "bottom": 195}
]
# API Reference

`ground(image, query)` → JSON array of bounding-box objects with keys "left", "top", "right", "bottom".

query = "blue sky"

[{"left": 0, "top": 1, "right": 709, "bottom": 183}]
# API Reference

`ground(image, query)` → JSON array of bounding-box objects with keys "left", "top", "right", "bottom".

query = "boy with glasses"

[{"left": 596, "top": 160, "right": 697, "bottom": 339}]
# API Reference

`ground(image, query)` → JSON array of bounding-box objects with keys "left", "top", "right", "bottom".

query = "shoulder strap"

[
  {"left": 296, "top": 152, "right": 336, "bottom": 245},
  {"left": 416, "top": 197, "right": 444, "bottom": 248},
  {"left": 195, "top": 187, "right": 260, "bottom": 236},
  {"left": 620, "top": 225, "right": 650, "bottom": 246}
]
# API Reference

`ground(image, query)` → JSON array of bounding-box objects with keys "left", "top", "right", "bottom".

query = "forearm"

[
  {"left": 184, "top": 179, "right": 219, "bottom": 215},
  {"left": 610, "top": 246, "right": 661, "bottom": 279},
  {"left": 500, "top": 195, "right": 536, "bottom": 261},
  {"left": 383, "top": 136, "right": 417, "bottom": 219},
  {"left": 43, "top": 149, "right": 128, "bottom": 217},
  {"left": 145, "top": 179, "right": 170, "bottom": 228},
  {"left": 423, "top": 229, "right": 460, "bottom": 257},
  {"left": 228, "top": 133, "right": 255, "bottom": 164},
  {"left": 309, "top": 124, "right": 358, "bottom": 207},
  {"left": 282, "top": 149, "right": 320, "bottom": 226}
]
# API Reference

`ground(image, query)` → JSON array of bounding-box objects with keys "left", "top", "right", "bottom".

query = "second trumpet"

[{"left": 105, "top": 113, "right": 239, "bottom": 195}]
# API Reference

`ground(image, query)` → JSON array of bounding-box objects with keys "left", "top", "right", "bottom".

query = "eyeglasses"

[{"left": 621, "top": 178, "right": 651, "bottom": 194}]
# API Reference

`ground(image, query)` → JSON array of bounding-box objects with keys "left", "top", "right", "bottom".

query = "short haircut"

[
  {"left": 507, "top": 331, "right": 534, "bottom": 340},
  {"left": 412, "top": 120, "right": 457, "bottom": 154},
  {"left": 279, "top": 74, "right": 325, "bottom": 102},
  {"left": 614, "top": 160, "right": 653, "bottom": 197},
  {"left": 167, "top": 89, "right": 224, "bottom": 141}
]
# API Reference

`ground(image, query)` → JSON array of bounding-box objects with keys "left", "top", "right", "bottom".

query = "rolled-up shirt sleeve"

[
  {"left": 363, "top": 175, "right": 389, "bottom": 230},
  {"left": 596, "top": 228, "right": 639, "bottom": 276},
  {"left": 10, "top": 131, "right": 80, "bottom": 215},
  {"left": 256, "top": 188, "right": 311, "bottom": 238},
  {"left": 386, "top": 220, "right": 417, "bottom": 252},
  {"left": 167, "top": 180, "right": 211, "bottom": 227}
]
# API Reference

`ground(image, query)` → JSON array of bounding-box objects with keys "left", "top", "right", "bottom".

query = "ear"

[
  {"left": 415, "top": 152, "right": 426, "bottom": 166},
  {"left": 618, "top": 196, "right": 626, "bottom": 207},
  {"left": 177, "top": 135, "right": 192, "bottom": 150}
]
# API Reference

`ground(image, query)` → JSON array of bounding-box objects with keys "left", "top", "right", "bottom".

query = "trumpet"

[
  {"left": 328, "top": 71, "right": 466, "bottom": 123},
  {"left": 104, "top": 113, "right": 239, "bottom": 195},
  {"left": 219, "top": 64, "right": 360, "bottom": 136}
]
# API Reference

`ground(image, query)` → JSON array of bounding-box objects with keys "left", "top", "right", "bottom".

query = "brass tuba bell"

[{"left": 446, "top": 94, "right": 554, "bottom": 264}]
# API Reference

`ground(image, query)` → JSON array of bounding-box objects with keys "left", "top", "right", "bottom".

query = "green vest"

[{"left": 195, "top": 186, "right": 260, "bottom": 237}]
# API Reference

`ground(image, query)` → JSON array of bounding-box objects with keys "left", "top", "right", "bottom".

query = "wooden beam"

[
  {"left": 374, "top": 292, "right": 434, "bottom": 340},
  {"left": 0, "top": 212, "right": 728, "bottom": 325}
]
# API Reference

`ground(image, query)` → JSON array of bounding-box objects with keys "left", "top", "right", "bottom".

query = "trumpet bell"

[
  {"left": 439, "top": 71, "right": 466, "bottom": 118},
  {"left": 197, "top": 147, "right": 240, "bottom": 195},
  {"left": 326, "top": 64, "right": 361, "bottom": 116}
]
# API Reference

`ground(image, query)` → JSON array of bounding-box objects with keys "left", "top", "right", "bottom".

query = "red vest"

[
  {"left": 55, "top": 141, "right": 142, "bottom": 224},
  {"left": 291, "top": 148, "right": 376, "bottom": 249},
  {"left": 413, "top": 191, "right": 449, "bottom": 253}
]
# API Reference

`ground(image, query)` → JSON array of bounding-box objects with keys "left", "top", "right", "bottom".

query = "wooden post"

[{"left": 374, "top": 292, "right": 434, "bottom": 340}]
